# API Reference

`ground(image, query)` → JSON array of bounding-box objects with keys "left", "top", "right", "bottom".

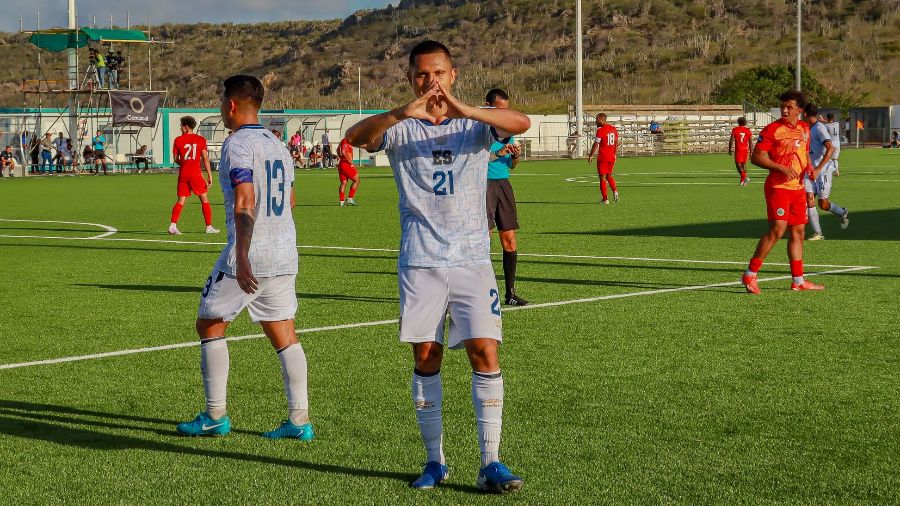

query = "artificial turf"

[{"left": 0, "top": 149, "right": 898, "bottom": 503}]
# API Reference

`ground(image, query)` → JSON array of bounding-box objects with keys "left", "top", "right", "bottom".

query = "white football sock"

[
  {"left": 807, "top": 207, "right": 822, "bottom": 235},
  {"left": 829, "top": 203, "right": 845, "bottom": 216},
  {"left": 412, "top": 371, "right": 444, "bottom": 465},
  {"left": 278, "top": 343, "right": 310, "bottom": 425},
  {"left": 472, "top": 371, "right": 504, "bottom": 468},
  {"left": 200, "top": 337, "right": 229, "bottom": 420},
  {"left": 793, "top": 276, "right": 805, "bottom": 285}
]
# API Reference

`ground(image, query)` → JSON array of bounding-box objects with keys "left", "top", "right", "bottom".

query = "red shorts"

[
  {"left": 597, "top": 159, "right": 615, "bottom": 175},
  {"left": 765, "top": 186, "right": 807, "bottom": 225},
  {"left": 338, "top": 163, "right": 358, "bottom": 182},
  {"left": 177, "top": 174, "right": 208, "bottom": 197},
  {"left": 735, "top": 150, "right": 749, "bottom": 164}
]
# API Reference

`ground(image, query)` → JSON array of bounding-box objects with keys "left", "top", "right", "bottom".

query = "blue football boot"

[
  {"left": 477, "top": 462, "right": 524, "bottom": 493},
  {"left": 176, "top": 412, "right": 231, "bottom": 437},
  {"left": 262, "top": 420, "right": 315, "bottom": 441},
  {"left": 410, "top": 461, "right": 449, "bottom": 490}
]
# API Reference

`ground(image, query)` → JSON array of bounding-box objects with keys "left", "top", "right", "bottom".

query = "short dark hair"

[
  {"left": 223, "top": 75, "right": 264, "bottom": 108},
  {"left": 779, "top": 90, "right": 807, "bottom": 107},
  {"left": 596, "top": 113, "right": 607, "bottom": 120},
  {"left": 826, "top": 112, "right": 835, "bottom": 121},
  {"left": 408, "top": 40, "right": 453, "bottom": 67},
  {"left": 180, "top": 116, "right": 197, "bottom": 130},
  {"left": 803, "top": 102, "right": 819, "bottom": 117},
  {"left": 485, "top": 88, "right": 509, "bottom": 105},
  {"left": 737, "top": 117, "right": 747, "bottom": 126}
]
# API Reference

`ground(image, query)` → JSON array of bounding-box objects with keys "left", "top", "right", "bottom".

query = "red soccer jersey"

[
  {"left": 731, "top": 126, "right": 752, "bottom": 152},
  {"left": 337, "top": 138, "right": 354, "bottom": 167},
  {"left": 173, "top": 133, "right": 207, "bottom": 180},
  {"left": 595, "top": 124, "right": 618, "bottom": 161},
  {"left": 755, "top": 118, "right": 810, "bottom": 191}
]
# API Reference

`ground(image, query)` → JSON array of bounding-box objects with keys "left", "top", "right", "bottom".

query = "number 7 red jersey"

[{"left": 173, "top": 133, "right": 207, "bottom": 180}]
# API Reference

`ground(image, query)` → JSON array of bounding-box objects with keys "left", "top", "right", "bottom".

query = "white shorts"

[
  {"left": 198, "top": 270, "right": 297, "bottom": 323},
  {"left": 804, "top": 166, "right": 834, "bottom": 200},
  {"left": 399, "top": 264, "right": 503, "bottom": 350}
]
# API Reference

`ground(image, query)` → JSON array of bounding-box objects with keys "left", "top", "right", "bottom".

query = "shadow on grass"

[
  {"left": 0, "top": 400, "right": 482, "bottom": 493},
  {"left": 71, "top": 284, "right": 395, "bottom": 303},
  {"left": 542, "top": 209, "right": 900, "bottom": 241}
]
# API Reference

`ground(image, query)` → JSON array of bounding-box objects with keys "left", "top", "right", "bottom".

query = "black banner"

[{"left": 109, "top": 91, "right": 162, "bottom": 127}]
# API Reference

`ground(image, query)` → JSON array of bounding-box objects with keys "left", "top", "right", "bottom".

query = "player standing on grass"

[
  {"left": 824, "top": 112, "right": 842, "bottom": 176},
  {"left": 337, "top": 137, "right": 360, "bottom": 206},
  {"left": 729, "top": 117, "right": 753, "bottom": 186},
  {"left": 484, "top": 88, "right": 528, "bottom": 306},
  {"left": 169, "top": 116, "right": 219, "bottom": 235},
  {"left": 346, "top": 40, "right": 529, "bottom": 493},
  {"left": 741, "top": 90, "right": 823, "bottom": 294},
  {"left": 176, "top": 75, "right": 314, "bottom": 442},
  {"left": 803, "top": 104, "right": 849, "bottom": 241},
  {"left": 587, "top": 113, "right": 619, "bottom": 204}
]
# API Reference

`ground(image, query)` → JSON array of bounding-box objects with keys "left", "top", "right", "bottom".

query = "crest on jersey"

[
  {"left": 776, "top": 208, "right": 786, "bottom": 217},
  {"left": 434, "top": 135, "right": 448, "bottom": 146}
]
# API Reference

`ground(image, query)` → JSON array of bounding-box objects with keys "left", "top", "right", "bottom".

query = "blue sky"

[{"left": 4, "top": 0, "right": 391, "bottom": 32}]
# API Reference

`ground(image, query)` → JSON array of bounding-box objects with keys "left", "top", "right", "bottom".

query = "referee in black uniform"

[{"left": 485, "top": 88, "right": 528, "bottom": 306}]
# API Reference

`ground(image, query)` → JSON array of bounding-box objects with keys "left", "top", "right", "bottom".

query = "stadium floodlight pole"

[
  {"left": 575, "top": 0, "right": 584, "bottom": 157},
  {"left": 796, "top": 0, "right": 801, "bottom": 91}
]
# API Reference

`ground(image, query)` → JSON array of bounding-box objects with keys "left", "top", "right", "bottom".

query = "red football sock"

[
  {"left": 600, "top": 179, "right": 608, "bottom": 200},
  {"left": 740, "top": 170, "right": 746, "bottom": 181},
  {"left": 790, "top": 259, "right": 803, "bottom": 278},
  {"left": 608, "top": 176, "right": 617, "bottom": 192},
  {"left": 170, "top": 202, "right": 184, "bottom": 224},
  {"left": 748, "top": 257, "right": 763, "bottom": 274},
  {"left": 339, "top": 190, "right": 345, "bottom": 201},
  {"left": 349, "top": 186, "right": 357, "bottom": 198},
  {"left": 201, "top": 202, "right": 212, "bottom": 226}
]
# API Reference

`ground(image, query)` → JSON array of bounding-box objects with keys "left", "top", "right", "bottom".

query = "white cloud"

[{"left": 4, "top": 0, "right": 391, "bottom": 32}]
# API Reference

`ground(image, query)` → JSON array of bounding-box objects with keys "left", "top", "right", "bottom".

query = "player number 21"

[
  {"left": 183, "top": 143, "right": 198, "bottom": 160},
  {"left": 265, "top": 159, "right": 286, "bottom": 216},
  {"left": 432, "top": 170, "right": 455, "bottom": 195}
]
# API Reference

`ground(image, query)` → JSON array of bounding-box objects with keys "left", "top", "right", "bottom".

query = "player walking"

[
  {"left": 587, "top": 113, "right": 619, "bottom": 204},
  {"left": 741, "top": 91, "right": 823, "bottom": 294},
  {"left": 729, "top": 117, "right": 753, "bottom": 185},
  {"left": 803, "top": 104, "right": 849, "bottom": 240},
  {"left": 169, "top": 116, "right": 219, "bottom": 235},
  {"left": 346, "top": 40, "right": 529, "bottom": 493},
  {"left": 176, "top": 75, "right": 313, "bottom": 441},
  {"left": 336, "top": 137, "right": 360, "bottom": 206},
  {"left": 484, "top": 88, "right": 528, "bottom": 306}
]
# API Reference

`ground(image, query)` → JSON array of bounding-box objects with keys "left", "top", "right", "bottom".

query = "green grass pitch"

[{"left": 0, "top": 149, "right": 898, "bottom": 503}]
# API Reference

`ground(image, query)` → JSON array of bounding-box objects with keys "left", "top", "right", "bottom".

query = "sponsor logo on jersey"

[
  {"left": 776, "top": 208, "right": 786, "bottom": 217},
  {"left": 434, "top": 135, "right": 448, "bottom": 146}
]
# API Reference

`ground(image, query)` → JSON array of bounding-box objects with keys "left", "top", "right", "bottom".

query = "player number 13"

[{"left": 265, "top": 159, "right": 286, "bottom": 216}]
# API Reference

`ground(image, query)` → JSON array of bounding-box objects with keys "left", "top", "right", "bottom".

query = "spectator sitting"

[
  {"left": 649, "top": 120, "right": 663, "bottom": 134},
  {"left": 82, "top": 145, "right": 95, "bottom": 172},
  {"left": 1, "top": 145, "right": 17, "bottom": 177},
  {"left": 891, "top": 130, "right": 899, "bottom": 148},
  {"left": 134, "top": 145, "right": 151, "bottom": 172},
  {"left": 309, "top": 144, "right": 323, "bottom": 168},
  {"left": 56, "top": 139, "right": 74, "bottom": 173}
]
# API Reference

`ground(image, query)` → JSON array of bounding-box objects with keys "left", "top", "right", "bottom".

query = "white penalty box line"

[{"left": 0, "top": 265, "right": 876, "bottom": 371}]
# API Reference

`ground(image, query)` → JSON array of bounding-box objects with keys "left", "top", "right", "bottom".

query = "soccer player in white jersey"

[
  {"left": 176, "top": 75, "right": 314, "bottom": 441},
  {"left": 825, "top": 112, "right": 842, "bottom": 176},
  {"left": 803, "top": 104, "right": 849, "bottom": 241},
  {"left": 346, "top": 40, "right": 530, "bottom": 494}
]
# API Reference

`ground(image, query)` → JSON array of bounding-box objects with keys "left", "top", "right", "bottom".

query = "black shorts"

[{"left": 486, "top": 178, "right": 519, "bottom": 231}]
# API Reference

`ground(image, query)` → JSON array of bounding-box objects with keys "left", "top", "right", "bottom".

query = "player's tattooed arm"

[{"left": 233, "top": 183, "right": 259, "bottom": 294}]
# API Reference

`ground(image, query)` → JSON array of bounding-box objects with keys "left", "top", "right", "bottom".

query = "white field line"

[
  {"left": 0, "top": 266, "right": 876, "bottom": 371},
  {"left": 0, "top": 218, "right": 117, "bottom": 239},
  {"left": 0, "top": 225, "right": 874, "bottom": 269}
]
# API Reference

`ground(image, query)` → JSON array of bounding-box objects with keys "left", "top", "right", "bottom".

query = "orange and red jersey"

[
  {"left": 595, "top": 124, "right": 618, "bottom": 161},
  {"left": 337, "top": 138, "right": 354, "bottom": 167},
  {"left": 731, "top": 126, "right": 752, "bottom": 152},
  {"left": 755, "top": 118, "right": 810, "bottom": 191},
  {"left": 173, "top": 133, "right": 207, "bottom": 180}
]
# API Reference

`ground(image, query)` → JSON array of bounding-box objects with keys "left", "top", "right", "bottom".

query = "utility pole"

[{"left": 575, "top": 0, "right": 584, "bottom": 157}]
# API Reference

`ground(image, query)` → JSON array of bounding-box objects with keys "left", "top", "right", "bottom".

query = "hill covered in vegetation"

[{"left": 1, "top": 0, "right": 897, "bottom": 113}]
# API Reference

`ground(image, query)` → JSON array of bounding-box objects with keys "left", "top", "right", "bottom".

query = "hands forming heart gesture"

[{"left": 401, "top": 81, "right": 471, "bottom": 125}]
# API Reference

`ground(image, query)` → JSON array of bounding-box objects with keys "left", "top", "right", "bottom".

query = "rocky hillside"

[{"left": 1, "top": 0, "right": 897, "bottom": 112}]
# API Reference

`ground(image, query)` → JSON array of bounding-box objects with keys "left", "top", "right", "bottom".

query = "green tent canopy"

[{"left": 29, "top": 28, "right": 148, "bottom": 52}]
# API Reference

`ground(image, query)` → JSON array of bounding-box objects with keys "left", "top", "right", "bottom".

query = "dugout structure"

[{"left": 568, "top": 104, "right": 765, "bottom": 157}]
